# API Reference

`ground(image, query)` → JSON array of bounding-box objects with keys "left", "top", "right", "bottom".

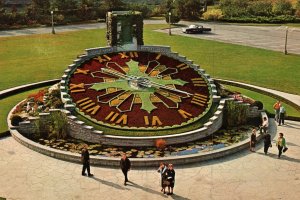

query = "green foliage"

[
  {"left": 222, "top": 15, "right": 299, "bottom": 23},
  {"left": 273, "top": 0, "right": 293, "bottom": 15},
  {"left": 48, "top": 111, "right": 68, "bottom": 139},
  {"left": 248, "top": 0, "right": 273, "bottom": 17},
  {"left": 224, "top": 100, "right": 249, "bottom": 128},
  {"left": 203, "top": 9, "right": 224, "bottom": 20},
  {"left": 219, "top": 0, "right": 249, "bottom": 17},
  {"left": 127, "top": 3, "right": 152, "bottom": 18}
]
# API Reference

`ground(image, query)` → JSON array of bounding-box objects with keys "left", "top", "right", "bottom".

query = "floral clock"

[{"left": 63, "top": 49, "right": 215, "bottom": 130}]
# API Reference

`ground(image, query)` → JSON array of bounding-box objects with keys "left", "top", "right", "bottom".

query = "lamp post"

[
  {"left": 284, "top": 26, "right": 288, "bottom": 55},
  {"left": 168, "top": 12, "right": 171, "bottom": 36},
  {"left": 51, "top": 10, "right": 55, "bottom": 34}
]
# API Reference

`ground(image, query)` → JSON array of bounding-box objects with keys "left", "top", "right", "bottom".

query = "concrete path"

[{"left": 0, "top": 119, "right": 300, "bottom": 200}]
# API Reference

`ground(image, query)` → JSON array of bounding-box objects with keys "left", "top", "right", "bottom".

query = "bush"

[
  {"left": 219, "top": 0, "right": 250, "bottom": 17},
  {"left": 11, "top": 115, "right": 23, "bottom": 126},
  {"left": 273, "top": 0, "right": 293, "bottom": 15},
  {"left": 155, "top": 139, "right": 166, "bottom": 150},
  {"left": 248, "top": 0, "right": 273, "bottom": 17},
  {"left": 224, "top": 100, "right": 249, "bottom": 127},
  {"left": 222, "top": 15, "right": 299, "bottom": 23},
  {"left": 203, "top": 9, "right": 223, "bottom": 20}
]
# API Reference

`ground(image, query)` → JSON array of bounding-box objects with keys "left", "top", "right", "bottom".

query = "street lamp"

[
  {"left": 168, "top": 12, "right": 171, "bottom": 36},
  {"left": 51, "top": 10, "right": 55, "bottom": 34}
]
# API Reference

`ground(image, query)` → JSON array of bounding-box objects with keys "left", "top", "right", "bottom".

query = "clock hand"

[
  {"left": 139, "top": 79, "right": 193, "bottom": 96},
  {"left": 101, "top": 68, "right": 136, "bottom": 80}
]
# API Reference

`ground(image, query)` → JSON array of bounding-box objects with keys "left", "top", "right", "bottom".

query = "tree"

[
  {"left": 101, "top": 0, "right": 125, "bottom": 12},
  {"left": 175, "top": 0, "right": 204, "bottom": 20},
  {"left": 272, "top": 0, "right": 293, "bottom": 15}
]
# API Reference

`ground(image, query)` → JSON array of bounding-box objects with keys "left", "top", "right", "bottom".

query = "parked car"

[{"left": 182, "top": 24, "right": 211, "bottom": 34}]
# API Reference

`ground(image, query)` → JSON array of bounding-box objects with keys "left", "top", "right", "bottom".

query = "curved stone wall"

[{"left": 8, "top": 102, "right": 273, "bottom": 167}]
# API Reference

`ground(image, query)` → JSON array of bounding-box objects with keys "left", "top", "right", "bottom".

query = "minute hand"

[
  {"left": 140, "top": 80, "right": 193, "bottom": 96},
  {"left": 101, "top": 68, "right": 135, "bottom": 80}
]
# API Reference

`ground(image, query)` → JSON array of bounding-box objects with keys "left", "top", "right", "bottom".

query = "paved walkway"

[{"left": 0, "top": 119, "right": 300, "bottom": 200}]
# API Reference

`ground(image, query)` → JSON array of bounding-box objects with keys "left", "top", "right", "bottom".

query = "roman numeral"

[
  {"left": 119, "top": 52, "right": 129, "bottom": 59},
  {"left": 191, "top": 78, "right": 206, "bottom": 87},
  {"left": 144, "top": 116, "right": 163, "bottom": 126},
  {"left": 191, "top": 93, "right": 208, "bottom": 107},
  {"left": 74, "top": 69, "right": 89, "bottom": 75},
  {"left": 176, "top": 63, "right": 189, "bottom": 71},
  {"left": 155, "top": 53, "right": 162, "bottom": 60},
  {"left": 105, "top": 111, "right": 128, "bottom": 125},
  {"left": 129, "top": 52, "right": 138, "bottom": 58},
  {"left": 94, "top": 55, "right": 111, "bottom": 63},
  {"left": 70, "top": 83, "right": 85, "bottom": 93},
  {"left": 178, "top": 109, "right": 193, "bottom": 119},
  {"left": 76, "top": 98, "right": 101, "bottom": 115}
]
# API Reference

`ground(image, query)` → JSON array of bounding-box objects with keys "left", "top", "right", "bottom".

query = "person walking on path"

[
  {"left": 250, "top": 129, "right": 257, "bottom": 152},
  {"left": 263, "top": 132, "right": 272, "bottom": 155},
  {"left": 166, "top": 164, "right": 175, "bottom": 195},
  {"left": 276, "top": 133, "right": 287, "bottom": 158},
  {"left": 259, "top": 117, "right": 269, "bottom": 134},
  {"left": 120, "top": 154, "right": 131, "bottom": 185},
  {"left": 273, "top": 101, "right": 281, "bottom": 122},
  {"left": 81, "top": 147, "right": 93, "bottom": 177},
  {"left": 278, "top": 105, "right": 286, "bottom": 126}
]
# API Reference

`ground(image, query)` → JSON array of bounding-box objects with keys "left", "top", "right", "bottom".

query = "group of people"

[
  {"left": 81, "top": 149, "right": 176, "bottom": 194},
  {"left": 273, "top": 100, "right": 286, "bottom": 126},
  {"left": 157, "top": 162, "right": 175, "bottom": 195}
]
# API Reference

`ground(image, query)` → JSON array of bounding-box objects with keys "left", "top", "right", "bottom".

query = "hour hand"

[{"left": 101, "top": 68, "right": 133, "bottom": 80}]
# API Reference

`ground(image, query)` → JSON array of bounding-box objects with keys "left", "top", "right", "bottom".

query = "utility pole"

[{"left": 51, "top": 10, "right": 55, "bottom": 34}]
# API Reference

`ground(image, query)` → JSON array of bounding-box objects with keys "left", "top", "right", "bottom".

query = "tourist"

[
  {"left": 81, "top": 147, "right": 93, "bottom": 177},
  {"left": 259, "top": 117, "right": 269, "bottom": 134},
  {"left": 273, "top": 101, "right": 281, "bottom": 122},
  {"left": 120, "top": 154, "right": 131, "bottom": 185},
  {"left": 157, "top": 162, "right": 168, "bottom": 193},
  {"left": 250, "top": 129, "right": 257, "bottom": 152},
  {"left": 276, "top": 133, "right": 287, "bottom": 158},
  {"left": 278, "top": 105, "right": 286, "bottom": 126},
  {"left": 263, "top": 132, "right": 272, "bottom": 155},
  {"left": 166, "top": 164, "right": 175, "bottom": 195}
]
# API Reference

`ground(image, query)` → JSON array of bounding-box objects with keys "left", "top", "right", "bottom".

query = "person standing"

[
  {"left": 120, "top": 154, "right": 131, "bottom": 185},
  {"left": 276, "top": 133, "right": 286, "bottom": 158},
  {"left": 259, "top": 117, "right": 269, "bottom": 134},
  {"left": 166, "top": 164, "right": 175, "bottom": 195},
  {"left": 278, "top": 105, "right": 286, "bottom": 126},
  {"left": 81, "top": 147, "right": 93, "bottom": 177},
  {"left": 263, "top": 132, "right": 271, "bottom": 155},
  {"left": 157, "top": 162, "right": 167, "bottom": 193},
  {"left": 273, "top": 101, "right": 281, "bottom": 122},
  {"left": 250, "top": 129, "right": 257, "bottom": 152}
]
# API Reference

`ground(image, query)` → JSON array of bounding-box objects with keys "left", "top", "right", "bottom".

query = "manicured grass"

[
  {"left": 0, "top": 89, "right": 41, "bottom": 134},
  {"left": 1, "top": 25, "right": 300, "bottom": 94},
  {"left": 1, "top": 24, "right": 300, "bottom": 133},
  {"left": 144, "top": 25, "right": 300, "bottom": 95},
  {"left": 224, "top": 85, "right": 300, "bottom": 118}
]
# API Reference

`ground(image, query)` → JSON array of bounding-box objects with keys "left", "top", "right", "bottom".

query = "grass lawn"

[
  {"left": 1, "top": 24, "right": 300, "bottom": 133},
  {"left": 0, "top": 89, "right": 41, "bottom": 134},
  {"left": 224, "top": 85, "right": 300, "bottom": 118}
]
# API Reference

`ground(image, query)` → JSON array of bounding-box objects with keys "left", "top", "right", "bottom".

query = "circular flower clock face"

[{"left": 67, "top": 51, "right": 212, "bottom": 130}]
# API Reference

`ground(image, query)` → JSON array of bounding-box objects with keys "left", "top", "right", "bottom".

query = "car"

[{"left": 182, "top": 24, "right": 212, "bottom": 34}]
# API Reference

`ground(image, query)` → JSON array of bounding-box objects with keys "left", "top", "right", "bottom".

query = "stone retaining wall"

[
  {"left": 16, "top": 98, "right": 258, "bottom": 147},
  {"left": 8, "top": 101, "right": 273, "bottom": 167}
]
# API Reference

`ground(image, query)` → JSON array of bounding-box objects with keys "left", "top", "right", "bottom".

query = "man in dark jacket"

[
  {"left": 81, "top": 147, "right": 93, "bottom": 177},
  {"left": 120, "top": 154, "right": 131, "bottom": 185},
  {"left": 264, "top": 133, "right": 272, "bottom": 155}
]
